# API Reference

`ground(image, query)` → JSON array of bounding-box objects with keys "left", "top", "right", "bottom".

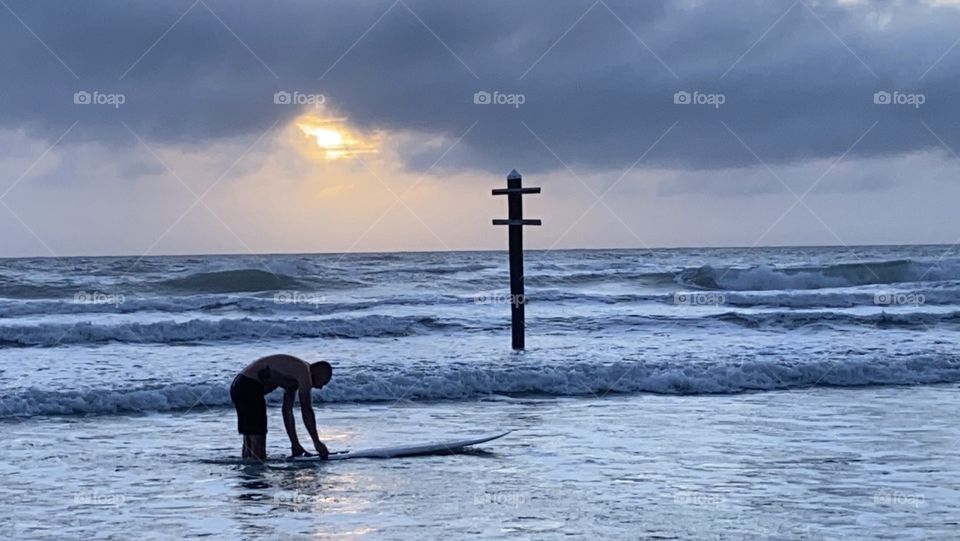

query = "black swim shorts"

[{"left": 230, "top": 374, "right": 267, "bottom": 435}]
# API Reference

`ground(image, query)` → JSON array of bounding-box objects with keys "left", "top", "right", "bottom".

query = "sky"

[{"left": 2, "top": 0, "right": 960, "bottom": 257}]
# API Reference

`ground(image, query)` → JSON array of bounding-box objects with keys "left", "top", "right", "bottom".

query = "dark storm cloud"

[{"left": 2, "top": 0, "right": 959, "bottom": 174}]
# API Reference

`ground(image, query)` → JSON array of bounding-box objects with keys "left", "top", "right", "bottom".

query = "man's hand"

[
  {"left": 314, "top": 440, "right": 329, "bottom": 460},
  {"left": 291, "top": 443, "right": 311, "bottom": 458}
]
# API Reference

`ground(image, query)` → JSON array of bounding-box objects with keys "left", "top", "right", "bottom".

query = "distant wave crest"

[
  {"left": 2, "top": 308, "right": 959, "bottom": 347},
  {"left": 157, "top": 269, "right": 304, "bottom": 293},
  {"left": 0, "top": 315, "right": 459, "bottom": 347}
]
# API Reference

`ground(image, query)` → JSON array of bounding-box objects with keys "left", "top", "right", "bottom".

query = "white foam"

[{"left": 4, "top": 355, "right": 959, "bottom": 418}]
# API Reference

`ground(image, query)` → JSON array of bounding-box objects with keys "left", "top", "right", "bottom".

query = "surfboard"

[{"left": 292, "top": 430, "right": 512, "bottom": 462}]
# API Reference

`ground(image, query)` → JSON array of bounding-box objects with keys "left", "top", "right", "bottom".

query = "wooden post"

[{"left": 492, "top": 169, "right": 541, "bottom": 350}]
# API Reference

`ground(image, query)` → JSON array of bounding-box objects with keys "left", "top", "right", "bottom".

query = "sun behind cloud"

[{"left": 295, "top": 113, "right": 379, "bottom": 160}]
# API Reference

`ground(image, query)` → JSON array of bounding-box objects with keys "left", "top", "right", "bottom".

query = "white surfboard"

[{"left": 292, "top": 430, "right": 512, "bottom": 462}]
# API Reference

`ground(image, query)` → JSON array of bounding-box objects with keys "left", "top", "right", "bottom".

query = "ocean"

[{"left": 2, "top": 245, "right": 959, "bottom": 539}]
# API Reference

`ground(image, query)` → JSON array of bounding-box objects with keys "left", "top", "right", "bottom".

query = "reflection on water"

[
  {"left": 236, "top": 471, "right": 272, "bottom": 501},
  {"left": 232, "top": 461, "right": 379, "bottom": 528}
]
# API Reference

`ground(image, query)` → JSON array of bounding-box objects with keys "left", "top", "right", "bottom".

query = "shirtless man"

[{"left": 230, "top": 354, "right": 331, "bottom": 461}]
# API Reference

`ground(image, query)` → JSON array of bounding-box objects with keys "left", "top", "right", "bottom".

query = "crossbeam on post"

[
  {"left": 492, "top": 169, "right": 541, "bottom": 350},
  {"left": 492, "top": 187, "right": 541, "bottom": 195},
  {"left": 492, "top": 219, "right": 542, "bottom": 226}
]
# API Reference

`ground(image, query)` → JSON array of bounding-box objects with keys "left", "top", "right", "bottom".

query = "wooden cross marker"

[{"left": 492, "top": 169, "right": 541, "bottom": 350}]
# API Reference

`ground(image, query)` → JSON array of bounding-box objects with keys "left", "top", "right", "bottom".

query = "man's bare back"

[{"left": 230, "top": 354, "right": 332, "bottom": 461}]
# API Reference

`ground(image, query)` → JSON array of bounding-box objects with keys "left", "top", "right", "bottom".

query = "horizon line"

[{"left": 0, "top": 241, "right": 955, "bottom": 261}]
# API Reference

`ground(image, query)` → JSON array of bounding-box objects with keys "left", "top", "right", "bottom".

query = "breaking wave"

[
  {"left": 4, "top": 354, "right": 959, "bottom": 417},
  {"left": 675, "top": 259, "right": 960, "bottom": 291}
]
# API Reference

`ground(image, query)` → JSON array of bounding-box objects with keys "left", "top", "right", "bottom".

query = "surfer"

[{"left": 230, "top": 354, "right": 332, "bottom": 461}]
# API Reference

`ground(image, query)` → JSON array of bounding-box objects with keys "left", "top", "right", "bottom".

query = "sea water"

[{"left": 1, "top": 246, "right": 959, "bottom": 539}]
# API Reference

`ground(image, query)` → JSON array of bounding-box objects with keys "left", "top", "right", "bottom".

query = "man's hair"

[{"left": 310, "top": 361, "right": 332, "bottom": 385}]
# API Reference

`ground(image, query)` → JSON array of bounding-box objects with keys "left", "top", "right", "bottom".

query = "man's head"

[{"left": 310, "top": 361, "right": 332, "bottom": 389}]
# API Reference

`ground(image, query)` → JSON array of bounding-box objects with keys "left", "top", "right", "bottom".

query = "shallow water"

[{"left": 3, "top": 386, "right": 958, "bottom": 540}]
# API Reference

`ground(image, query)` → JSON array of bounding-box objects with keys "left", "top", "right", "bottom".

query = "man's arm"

[
  {"left": 282, "top": 389, "right": 307, "bottom": 456},
  {"left": 259, "top": 364, "right": 310, "bottom": 456},
  {"left": 299, "top": 385, "right": 328, "bottom": 459}
]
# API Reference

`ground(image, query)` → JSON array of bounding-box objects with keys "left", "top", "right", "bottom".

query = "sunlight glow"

[{"left": 297, "top": 116, "right": 378, "bottom": 160}]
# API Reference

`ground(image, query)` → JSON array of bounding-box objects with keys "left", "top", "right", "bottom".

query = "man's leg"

[
  {"left": 248, "top": 394, "right": 268, "bottom": 460},
  {"left": 232, "top": 376, "right": 252, "bottom": 459},
  {"left": 248, "top": 434, "right": 267, "bottom": 461}
]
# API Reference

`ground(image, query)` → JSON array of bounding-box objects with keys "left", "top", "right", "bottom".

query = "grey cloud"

[
  {"left": 2, "top": 0, "right": 959, "bottom": 177},
  {"left": 657, "top": 148, "right": 952, "bottom": 197}
]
